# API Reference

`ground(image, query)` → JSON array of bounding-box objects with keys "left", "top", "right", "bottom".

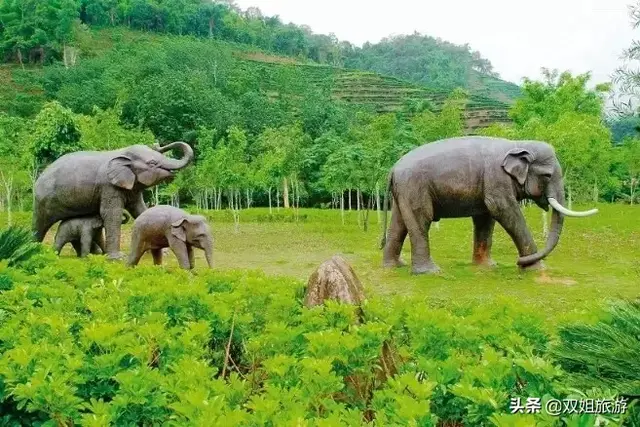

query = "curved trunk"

[
  {"left": 155, "top": 141, "right": 194, "bottom": 170},
  {"left": 517, "top": 186, "right": 566, "bottom": 267}
]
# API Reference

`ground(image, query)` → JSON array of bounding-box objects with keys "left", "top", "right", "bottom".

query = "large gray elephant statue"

[
  {"left": 127, "top": 205, "right": 213, "bottom": 270},
  {"left": 33, "top": 142, "right": 194, "bottom": 259},
  {"left": 380, "top": 136, "right": 598, "bottom": 274}
]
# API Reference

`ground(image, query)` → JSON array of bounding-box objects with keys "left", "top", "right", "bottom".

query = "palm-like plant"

[
  {"left": 0, "top": 226, "right": 42, "bottom": 266},
  {"left": 552, "top": 300, "right": 640, "bottom": 401}
]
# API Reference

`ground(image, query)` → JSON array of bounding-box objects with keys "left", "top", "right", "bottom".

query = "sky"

[{"left": 232, "top": 0, "right": 639, "bottom": 87}]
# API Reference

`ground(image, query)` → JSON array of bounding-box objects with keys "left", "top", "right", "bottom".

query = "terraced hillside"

[
  {"left": 240, "top": 53, "right": 513, "bottom": 133},
  {"left": 0, "top": 28, "right": 515, "bottom": 134}
]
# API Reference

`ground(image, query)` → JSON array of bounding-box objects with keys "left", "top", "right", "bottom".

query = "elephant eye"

[{"left": 148, "top": 159, "right": 158, "bottom": 166}]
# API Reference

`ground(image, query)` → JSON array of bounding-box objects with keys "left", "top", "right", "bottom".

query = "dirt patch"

[{"left": 535, "top": 272, "right": 577, "bottom": 286}]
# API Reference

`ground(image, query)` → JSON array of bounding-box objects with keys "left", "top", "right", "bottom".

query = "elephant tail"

[
  {"left": 379, "top": 171, "right": 394, "bottom": 250},
  {"left": 121, "top": 211, "right": 131, "bottom": 224}
]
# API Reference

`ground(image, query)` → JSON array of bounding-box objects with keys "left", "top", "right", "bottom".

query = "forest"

[{"left": 0, "top": 0, "right": 639, "bottom": 425}]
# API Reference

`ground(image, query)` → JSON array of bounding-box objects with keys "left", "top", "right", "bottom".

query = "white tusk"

[{"left": 548, "top": 197, "right": 598, "bottom": 217}]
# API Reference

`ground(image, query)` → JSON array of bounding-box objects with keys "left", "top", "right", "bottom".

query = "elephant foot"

[
  {"left": 519, "top": 260, "right": 546, "bottom": 272},
  {"left": 411, "top": 261, "right": 441, "bottom": 275},
  {"left": 383, "top": 257, "right": 406, "bottom": 269},
  {"left": 472, "top": 256, "right": 497, "bottom": 268}
]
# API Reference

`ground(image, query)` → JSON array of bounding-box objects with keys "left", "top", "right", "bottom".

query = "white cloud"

[{"left": 233, "top": 0, "right": 638, "bottom": 86}]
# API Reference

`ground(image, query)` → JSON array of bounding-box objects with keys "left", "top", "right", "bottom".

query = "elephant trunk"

[
  {"left": 204, "top": 238, "right": 214, "bottom": 268},
  {"left": 155, "top": 141, "right": 194, "bottom": 170},
  {"left": 517, "top": 182, "right": 598, "bottom": 266},
  {"left": 517, "top": 184, "right": 566, "bottom": 266}
]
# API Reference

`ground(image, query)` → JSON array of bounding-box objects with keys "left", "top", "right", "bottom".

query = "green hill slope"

[
  {"left": 235, "top": 51, "right": 513, "bottom": 133},
  {"left": 0, "top": 28, "right": 512, "bottom": 134}
]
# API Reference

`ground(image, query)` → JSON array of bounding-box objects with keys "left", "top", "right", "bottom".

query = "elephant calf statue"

[
  {"left": 380, "top": 136, "right": 598, "bottom": 274},
  {"left": 127, "top": 205, "right": 214, "bottom": 270},
  {"left": 33, "top": 141, "right": 194, "bottom": 260},
  {"left": 53, "top": 212, "right": 131, "bottom": 257}
]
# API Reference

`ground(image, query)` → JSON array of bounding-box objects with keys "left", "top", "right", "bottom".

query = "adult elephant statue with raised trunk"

[
  {"left": 33, "top": 142, "right": 194, "bottom": 260},
  {"left": 380, "top": 136, "right": 598, "bottom": 275}
]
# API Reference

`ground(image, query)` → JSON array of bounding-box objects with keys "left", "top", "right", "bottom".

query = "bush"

[
  {"left": 0, "top": 226, "right": 42, "bottom": 267},
  {"left": 0, "top": 256, "right": 634, "bottom": 425}
]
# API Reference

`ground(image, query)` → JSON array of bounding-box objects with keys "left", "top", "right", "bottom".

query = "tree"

[
  {"left": 29, "top": 101, "right": 83, "bottom": 172},
  {"left": 611, "top": 1, "right": 640, "bottom": 116}
]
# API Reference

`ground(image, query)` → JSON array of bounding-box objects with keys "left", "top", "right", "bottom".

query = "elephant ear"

[
  {"left": 502, "top": 148, "right": 536, "bottom": 186},
  {"left": 171, "top": 218, "right": 187, "bottom": 241},
  {"left": 107, "top": 156, "right": 135, "bottom": 190}
]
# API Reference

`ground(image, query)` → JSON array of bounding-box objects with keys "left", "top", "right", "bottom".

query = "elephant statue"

[
  {"left": 380, "top": 136, "right": 598, "bottom": 274},
  {"left": 53, "top": 212, "right": 131, "bottom": 257},
  {"left": 33, "top": 141, "right": 194, "bottom": 259},
  {"left": 126, "top": 205, "right": 214, "bottom": 270}
]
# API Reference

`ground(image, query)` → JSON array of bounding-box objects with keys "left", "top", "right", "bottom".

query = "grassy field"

[{"left": 6, "top": 203, "right": 638, "bottom": 323}]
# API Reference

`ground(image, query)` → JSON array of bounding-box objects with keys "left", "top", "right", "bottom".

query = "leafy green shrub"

[
  {"left": 0, "top": 256, "right": 634, "bottom": 425},
  {"left": 0, "top": 226, "right": 42, "bottom": 267}
]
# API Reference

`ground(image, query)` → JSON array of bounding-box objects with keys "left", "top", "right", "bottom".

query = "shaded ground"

[{"left": 24, "top": 203, "right": 640, "bottom": 322}]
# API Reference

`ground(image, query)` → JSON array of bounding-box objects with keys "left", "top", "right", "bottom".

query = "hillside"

[
  {"left": 239, "top": 54, "right": 512, "bottom": 133},
  {"left": 342, "top": 33, "right": 523, "bottom": 104},
  {"left": 0, "top": 28, "right": 512, "bottom": 135}
]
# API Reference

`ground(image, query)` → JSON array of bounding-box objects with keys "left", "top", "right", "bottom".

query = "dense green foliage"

[
  {"left": 0, "top": 249, "right": 635, "bottom": 425},
  {"left": 480, "top": 70, "right": 639, "bottom": 205},
  {"left": 0, "top": 0, "right": 518, "bottom": 102},
  {"left": 343, "top": 33, "right": 522, "bottom": 102}
]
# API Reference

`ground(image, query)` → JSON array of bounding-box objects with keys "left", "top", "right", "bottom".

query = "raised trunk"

[{"left": 154, "top": 141, "right": 194, "bottom": 170}]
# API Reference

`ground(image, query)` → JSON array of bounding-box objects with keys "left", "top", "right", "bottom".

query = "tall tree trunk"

[
  {"left": 17, "top": 49, "right": 24, "bottom": 69},
  {"left": 356, "top": 188, "right": 361, "bottom": 227},
  {"left": 568, "top": 184, "right": 573, "bottom": 210},
  {"left": 593, "top": 180, "right": 599, "bottom": 204},
  {"left": 209, "top": 16, "right": 214, "bottom": 38},
  {"left": 340, "top": 191, "right": 345, "bottom": 225},
  {"left": 268, "top": 187, "right": 272, "bottom": 214},
  {"left": 376, "top": 183, "right": 381, "bottom": 224},
  {"left": 277, "top": 188, "right": 280, "bottom": 210},
  {"left": 363, "top": 191, "right": 371, "bottom": 232},
  {"left": 1, "top": 172, "right": 13, "bottom": 226},
  {"left": 348, "top": 189, "right": 352, "bottom": 211},
  {"left": 283, "top": 177, "right": 290, "bottom": 209}
]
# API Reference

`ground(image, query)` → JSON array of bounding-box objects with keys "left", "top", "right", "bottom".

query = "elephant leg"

[
  {"left": 472, "top": 214, "right": 497, "bottom": 267},
  {"left": 53, "top": 232, "right": 65, "bottom": 255},
  {"left": 101, "top": 196, "right": 125, "bottom": 260},
  {"left": 382, "top": 199, "right": 408, "bottom": 268},
  {"left": 71, "top": 240, "right": 82, "bottom": 257},
  {"left": 33, "top": 208, "right": 56, "bottom": 242},
  {"left": 397, "top": 197, "right": 439, "bottom": 275},
  {"left": 128, "top": 195, "right": 148, "bottom": 218},
  {"left": 79, "top": 231, "right": 93, "bottom": 257},
  {"left": 168, "top": 237, "right": 191, "bottom": 270},
  {"left": 187, "top": 245, "right": 195, "bottom": 269},
  {"left": 151, "top": 249, "right": 163, "bottom": 266},
  {"left": 94, "top": 231, "right": 106, "bottom": 254},
  {"left": 489, "top": 201, "right": 543, "bottom": 271},
  {"left": 126, "top": 228, "right": 145, "bottom": 267}
]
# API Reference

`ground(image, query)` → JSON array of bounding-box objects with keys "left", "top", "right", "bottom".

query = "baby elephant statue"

[
  {"left": 54, "top": 212, "right": 131, "bottom": 257},
  {"left": 127, "top": 205, "right": 213, "bottom": 270}
]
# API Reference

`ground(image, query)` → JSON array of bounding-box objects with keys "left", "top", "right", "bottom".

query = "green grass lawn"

[{"left": 6, "top": 203, "right": 638, "bottom": 323}]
